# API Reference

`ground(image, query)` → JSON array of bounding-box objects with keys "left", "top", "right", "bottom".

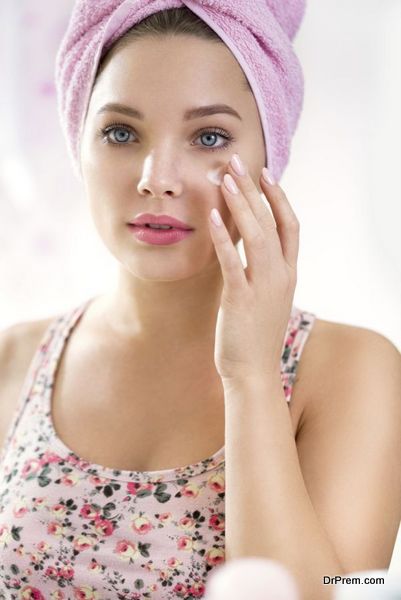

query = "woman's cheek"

[{"left": 206, "top": 166, "right": 224, "bottom": 187}]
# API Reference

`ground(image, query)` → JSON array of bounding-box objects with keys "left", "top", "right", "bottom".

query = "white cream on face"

[
  {"left": 206, "top": 168, "right": 270, "bottom": 210},
  {"left": 206, "top": 166, "right": 225, "bottom": 187}
]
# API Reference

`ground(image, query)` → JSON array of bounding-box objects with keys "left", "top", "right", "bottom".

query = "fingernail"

[
  {"left": 262, "top": 167, "right": 275, "bottom": 185},
  {"left": 230, "top": 153, "right": 247, "bottom": 176},
  {"left": 210, "top": 207, "right": 223, "bottom": 227},
  {"left": 224, "top": 173, "right": 239, "bottom": 194}
]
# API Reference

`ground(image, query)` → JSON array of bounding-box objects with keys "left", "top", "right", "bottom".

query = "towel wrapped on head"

[{"left": 55, "top": 0, "right": 306, "bottom": 182}]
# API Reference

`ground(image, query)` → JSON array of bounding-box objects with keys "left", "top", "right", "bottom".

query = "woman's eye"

[
  {"left": 194, "top": 129, "right": 233, "bottom": 152},
  {"left": 101, "top": 126, "right": 135, "bottom": 145}
]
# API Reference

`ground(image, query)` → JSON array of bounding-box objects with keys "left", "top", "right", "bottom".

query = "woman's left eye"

[
  {"left": 98, "top": 124, "right": 234, "bottom": 152},
  {"left": 193, "top": 128, "right": 234, "bottom": 152}
]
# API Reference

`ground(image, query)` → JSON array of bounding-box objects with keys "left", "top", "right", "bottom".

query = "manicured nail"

[
  {"left": 224, "top": 173, "right": 239, "bottom": 194},
  {"left": 210, "top": 208, "right": 223, "bottom": 227},
  {"left": 262, "top": 167, "right": 275, "bottom": 185},
  {"left": 230, "top": 153, "right": 246, "bottom": 176}
]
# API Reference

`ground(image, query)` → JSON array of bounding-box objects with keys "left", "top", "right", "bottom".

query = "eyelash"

[{"left": 97, "top": 122, "right": 235, "bottom": 152}]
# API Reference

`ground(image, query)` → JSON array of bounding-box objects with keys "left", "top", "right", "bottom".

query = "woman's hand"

[{"left": 208, "top": 154, "right": 300, "bottom": 383}]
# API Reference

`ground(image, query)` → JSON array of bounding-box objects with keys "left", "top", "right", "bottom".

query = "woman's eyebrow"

[{"left": 96, "top": 102, "right": 242, "bottom": 121}]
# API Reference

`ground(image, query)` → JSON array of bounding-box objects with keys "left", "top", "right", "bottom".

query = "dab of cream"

[{"left": 206, "top": 167, "right": 224, "bottom": 186}]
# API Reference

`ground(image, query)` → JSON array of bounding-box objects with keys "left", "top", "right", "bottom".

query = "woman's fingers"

[
  {"left": 222, "top": 172, "right": 283, "bottom": 275},
  {"left": 208, "top": 154, "right": 300, "bottom": 294},
  {"left": 208, "top": 207, "right": 248, "bottom": 293},
  {"left": 226, "top": 155, "right": 300, "bottom": 272}
]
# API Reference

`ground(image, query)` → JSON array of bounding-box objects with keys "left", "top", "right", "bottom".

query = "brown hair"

[{"left": 94, "top": 7, "right": 251, "bottom": 92}]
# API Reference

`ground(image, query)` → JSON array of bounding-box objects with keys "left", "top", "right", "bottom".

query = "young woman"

[{"left": 0, "top": 4, "right": 400, "bottom": 600}]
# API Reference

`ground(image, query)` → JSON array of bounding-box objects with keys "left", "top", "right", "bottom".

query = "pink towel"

[{"left": 55, "top": 0, "right": 306, "bottom": 182}]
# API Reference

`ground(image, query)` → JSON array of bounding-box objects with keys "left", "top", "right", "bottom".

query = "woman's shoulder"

[
  {"left": 295, "top": 314, "right": 400, "bottom": 430},
  {"left": 0, "top": 316, "right": 56, "bottom": 370},
  {"left": 0, "top": 316, "right": 56, "bottom": 449},
  {"left": 305, "top": 315, "right": 398, "bottom": 374}
]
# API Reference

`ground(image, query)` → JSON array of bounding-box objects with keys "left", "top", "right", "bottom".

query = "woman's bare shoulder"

[
  {"left": 0, "top": 317, "right": 55, "bottom": 369},
  {"left": 295, "top": 315, "right": 400, "bottom": 428},
  {"left": 0, "top": 317, "right": 55, "bottom": 448},
  {"left": 305, "top": 316, "right": 398, "bottom": 374}
]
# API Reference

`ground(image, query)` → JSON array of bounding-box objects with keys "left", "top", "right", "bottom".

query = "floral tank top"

[{"left": 0, "top": 297, "right": 316, "bottom": 599}]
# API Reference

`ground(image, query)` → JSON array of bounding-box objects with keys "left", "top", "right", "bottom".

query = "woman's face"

[{"left": 80, "top": 35, "right": 266, "bottom": 281}]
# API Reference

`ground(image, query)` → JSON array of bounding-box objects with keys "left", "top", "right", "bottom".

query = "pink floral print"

[{"left": 0, "top": 297, "right": 316, "bottom": 599}]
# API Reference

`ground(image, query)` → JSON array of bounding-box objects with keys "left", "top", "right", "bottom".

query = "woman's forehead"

[
  {"left": 95, "top": 36, "right": 247, "bottom": 93},
  {"left": 88, "top": 42, "right": 252, "bottom": 128}
]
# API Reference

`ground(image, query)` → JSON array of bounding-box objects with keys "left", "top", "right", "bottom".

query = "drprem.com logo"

[{"left": 323, "top": 574, "right": 385, "bottom": 585}]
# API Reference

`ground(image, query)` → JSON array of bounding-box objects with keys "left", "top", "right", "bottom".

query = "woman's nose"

[{"left": 137, "top": 156, "right": 184, "bottom": 199}]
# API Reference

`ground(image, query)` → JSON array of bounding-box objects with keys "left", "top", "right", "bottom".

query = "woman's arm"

[
  {"left": 206, "top": 154, "right": 401, "bottom": 598},
  {"left": 223, "top": 324, "right": 401, "bottom": 600}
]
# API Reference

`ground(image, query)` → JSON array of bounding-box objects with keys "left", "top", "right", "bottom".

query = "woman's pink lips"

[
  {"left": 131, "top": 213, "right": 194, "bottom": 230},
  {"left": 127, "top": 224, "right": 194, "bottom": 246}
]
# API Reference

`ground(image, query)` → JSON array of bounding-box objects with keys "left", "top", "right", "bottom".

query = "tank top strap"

[
  {"left": 0, "top": 297, "right": 94, "bottom": 465},
  {"left": 281, "top": 306, "right": 317, "bottom": 403}
]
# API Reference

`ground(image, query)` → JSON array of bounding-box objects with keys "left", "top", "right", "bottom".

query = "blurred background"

[
  {"left": 0, "top": 0, "right": 400, "bottom": 348},
  {"left": 0, "top": 0, "right": 400, "bottom": 585}
]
